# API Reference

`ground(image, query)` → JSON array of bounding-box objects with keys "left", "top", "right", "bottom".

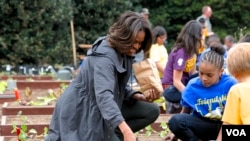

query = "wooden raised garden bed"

[
  {"left": 0, "top": 115, "right": 51, "bottom": 136},
  {"left": 16, "top": 80, "right": 70, "bottom": 89},
  {"left": 136, "top": 114, "right": 173, "bottom": 140},
  {"left": 2, "top": 102, "right": 54, "bottom": 115},
  {"left": 0, "top": 94, "right": 15, "bottom": 104},
  {"left": 137, "top": 133, "right": 165, "bottom": 141},
  {"left": 0, "top": 136, "right": 44, "bottom": 141},
  {"left": 142, "top": 114, "right": 172, "bottom": 133},
  {"left": 1, "top": 87, "right": 62, "bottom": 115},
  {"left": 1, "top": 87, "right": 61, "bottom": 115},
  {"left": 0, "top": 75, "right": 54, "bottom": 81}
]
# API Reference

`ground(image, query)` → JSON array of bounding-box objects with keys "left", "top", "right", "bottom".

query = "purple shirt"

[{"left": 162, "top": 47, "right": 196, "bottom": 85}]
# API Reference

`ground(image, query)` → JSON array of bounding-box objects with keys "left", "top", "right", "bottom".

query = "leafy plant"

[
  {"left": 60, "top": 83, "right": 68, "bottom": 90},
  {"left": 0, "top": 81, "right": 7, "bottom": 94},
  {"left": 145, "top": 125, "right": 157, "bottom": 137},
  {"left": 18, "top": 87, "right": 33, "bottom": 105},
  {"left": 32, "top": 94, "right": 57, "bottom": 106},
  {"left": 138, "top": 120, "right": 171, "bottom": 139},
  {"left": 11, "top": 111, "right": 48, "bottom": 141},
  {"left": 159, "top": 122, "right": 171, "bottom": 138},
  {"left": 19, "top": 87, "right": 58, "bottom": 106},
  {"left": 25, "top": 87, "right": 32, "bottom": 102}
]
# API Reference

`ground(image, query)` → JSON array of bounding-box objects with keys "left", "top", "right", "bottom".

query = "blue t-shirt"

[{"left": 181, "top": 74, "right": 237, "bottom": 120}]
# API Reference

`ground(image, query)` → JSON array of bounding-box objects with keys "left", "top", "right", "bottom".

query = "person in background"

[
  {"left": 197, "top": 34, "right": 226, "bottom": 70},
  {"left": 149, "top": 25, "right": 168, "bottom": 78},
  {"left": 45, "top": 11, "right": 160, "bottom": 141},
  {"left": 197, "top": 17, "right": 209, "bottom": 66},
  {"left": 223, "top": 35, "right": 235, "bottom": 50},
  {"left": 206, "top": 34, "right": 222, "bottom": 48},
  {"left": 165, "top": 44, "right": 237, "bottom": 141},
  {"left": 75, "top": 47, "right": 88, "bottom": 74},
  {"left": 162, "top": 20, "right": 202, "bottom": 114},
  {"left": 238, "top": 33, "right": 250, "bottom": 43},
  {"left": 216, "top": 43, "right": 250, "bottom": 141},
  {"left": 139, "top": 8, "right": 153, "bottom": 28},
  {"left": 197, "top": 5, "right": 214, "bottom": 36}
]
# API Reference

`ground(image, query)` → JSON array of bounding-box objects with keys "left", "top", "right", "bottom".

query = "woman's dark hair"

[
  {"left": 174, "top": 20, "right": 202, "bottom": 56},
  {"left": 152, "top": 26, "right": 167, "bottom": 44},
  {"left": 107, "top": 11, "right": 152, "bottom": 56},
  {"left": 200, "top": 43, "right": 225, "bottom": 69}
]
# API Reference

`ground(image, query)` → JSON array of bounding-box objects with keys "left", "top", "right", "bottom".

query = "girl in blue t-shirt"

[{"left": 165, "top": 43, "right": 237, "bottom": 141}]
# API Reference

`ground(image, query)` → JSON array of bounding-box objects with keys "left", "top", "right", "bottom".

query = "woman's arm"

[
  {"left": 173, "top": 70, "right": 185, "bottom": 92},
  {"left": 94, "top": 57, "right": 125, "bottom": 129},
  {"left": 119, "top": 121, "right": 136, "bottom": 141}
]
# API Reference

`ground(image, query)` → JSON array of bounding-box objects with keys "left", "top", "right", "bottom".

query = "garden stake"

[
  {"left": 16, "top": 127, "right": 21, "bottom": 141},
  {"left": 14, "top": 88, "right": 21, "bottom": 101}
]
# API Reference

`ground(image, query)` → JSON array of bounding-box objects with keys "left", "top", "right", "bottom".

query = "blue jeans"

[{"left": 168, "top": 113, "right": 222, "bottom": 141}]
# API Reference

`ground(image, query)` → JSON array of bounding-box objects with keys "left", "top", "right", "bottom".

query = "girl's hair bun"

[{"left": 210, "top": 43, "right": 226, "bottom": 55}]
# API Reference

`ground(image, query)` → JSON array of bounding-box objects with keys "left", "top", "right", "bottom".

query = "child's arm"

[
  {"left": 216, "top": 122, "right": 230, "bottom": 141},
  {"left": 190, "top": 62, "right": 197, "bottom": 74},
  {"left": 216, "top": 127, "right": 222, "bottom": 141},
  {"left": 173, "top": 70, "right": 185, "bottom": 92},
  {"left": 180, "top": 106, "right": 191, "bottom": 114}
]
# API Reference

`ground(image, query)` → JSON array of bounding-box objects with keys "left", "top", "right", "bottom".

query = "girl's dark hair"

[
  {"left": 200, "top": 43, "right": 226, "bottom": 69},
  {"left": 174, "top": 20, "right": 202, "bottom": 56},
  {"left": 107, "top": 11, "right": 152, "bottom": 56},
  {"left": 152, "top": 26, "right": 167, "bottom": 43}
]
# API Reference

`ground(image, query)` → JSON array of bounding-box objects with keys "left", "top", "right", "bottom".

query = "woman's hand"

[
  {"left": 132, "top": 93, "right": 147, "bottom": 101},
  {"left": 165, "top": 133, "right": 177, "bottom": 141},
  {"left": 123, "top": 130, "right": 136, "bottom": 141},
  {"left": 119, "top": 121, "right": 136, "bottom": 141},
  {"left": 132, "top": 88, "right": 160, "bottom": 102},
  {"left": 144, "top": 88, "right": 160, "bottom": 102}
]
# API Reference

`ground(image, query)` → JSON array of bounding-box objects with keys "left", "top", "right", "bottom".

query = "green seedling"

[
  {"left": 20, "top": 87, "right": 62, "bottom": 106},
  {"left": 0, "top": 81, "right": 7, "bottom": 94},
  {"left": 60, "top": 83, "right": 68, "bottom": 90},
  {"left": 159, "top": 122, "right": 171, "bottom": 138},
  {"left": 11, "top": 111, "right": 48, "bottom": 141},
  {"left": 145, "top": 125, "right": 157, "bottom": 137}
]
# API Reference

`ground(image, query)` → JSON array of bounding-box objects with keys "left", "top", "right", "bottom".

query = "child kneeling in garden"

[
  {"left": 165, "top": 43, "right": 237, "bottom": 141},
  {"left": 216, "top": 43, "right": 250, "bottom": 141}
]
